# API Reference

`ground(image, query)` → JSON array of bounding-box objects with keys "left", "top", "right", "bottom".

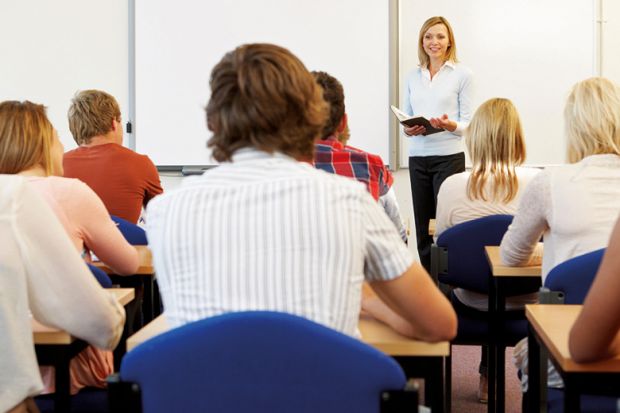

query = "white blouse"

[{"left": 0, "top": 175, "right": 124, "bottom": 412}]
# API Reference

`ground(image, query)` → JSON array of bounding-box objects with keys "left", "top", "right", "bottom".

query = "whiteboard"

[
  {"left": 133, "top": 0, "right": 393, "bottom": 166},
  {"left": 0, "top": 0, "right": 128, "bottom": 152},
  {"left": 398, "top": 0, "right": 596, "bottom": 167}
]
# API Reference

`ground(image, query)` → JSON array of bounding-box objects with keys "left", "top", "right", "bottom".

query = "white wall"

[
  {"left": 3, "top": 1, "right": 620, "bottom": 167},
  {"left": 0, "top": 0, "right": 128, "bottom": 152},
  {"left": 602, "top": 0, "right": 620, "bottom": 84}
]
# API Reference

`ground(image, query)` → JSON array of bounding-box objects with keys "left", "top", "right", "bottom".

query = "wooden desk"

[
  {"left": 127, "top": 314, "right": 449, "bottom": 412},
  {"left": 526, "top": 305, "right": 620, "bottom": 413},
  {"left": 33, "top": 288, "right": 135, "bottom": 412},
  {"left": 485, "top": 245, "right": 542, "bottom": 413},
  {"left": 93, "top": 246, "right": 158, "bottom": 324},
  {"left": 127, "top": 314, "right": 449, "bottom": 355}
]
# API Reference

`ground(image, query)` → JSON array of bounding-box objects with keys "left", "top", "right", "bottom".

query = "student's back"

[
  {"left": 64, "top": 143, "right": 161, "bottom": 223},
  {"left": 0, "top": 175, "right": 124, "bottom": 412},
  {"left": 501, "top": 78, "right": 620, "bottom": 281},
  {"left": 64, "top": 90, "right": 163, "bottom": 224},
  {"left": 148, "top": 150, "right": 406, "bottom": 334}
]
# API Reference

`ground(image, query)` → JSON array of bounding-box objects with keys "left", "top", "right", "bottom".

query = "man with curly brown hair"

[{"left": 145, "top": 43, "right": 456, "bottom": 342}]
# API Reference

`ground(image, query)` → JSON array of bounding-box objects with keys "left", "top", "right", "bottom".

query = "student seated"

[
  {"left": 0, "top": 175, "right": 124, "bottom": 413},
  {"left": 63, "top": 90, "right": 163, "bottom": 224},
  {"left": 569, "top": 216, "right": 620, "bottom": 363},
  {"left": 0, "top": 100, "right": 139, "bottom": 395},
  {"left": 312, "top": 71, "right": 407, "bottom": 243},
  {"left": 363, "top": 97, "right": 538, "bottom": 402},
  {"left": 145, "top": 43, "right": 456, "bottom": 342},
  {"left": 501, "top": 77, "right": 620, "bottom": 283},
  {"left": 499, "top": 77, "right": 620, "bottom": 390}
]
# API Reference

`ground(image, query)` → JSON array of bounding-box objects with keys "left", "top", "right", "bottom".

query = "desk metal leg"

[
  {"left": 527, "top": 323, "right": 546, "bottom": 413},
  {"left": 444, "top": 352, "right": 452, "bottom": 413},
  {"left": 53, "top": 349, "right": 72, "bottom": 412},
  {"left": 488, "top": 277, "right": 498, "bottom": 413},
  {"left": 563, "top": 379, "right": 580, "bottom": 413},
  {"left": 496, "top": 281, "right": 506, "bottom": 413},
  {"left": 142, "top": 275, "right": 154, "bottom": 324},
  {"left": 426, "top": 357, "right": 445, "bottom": 413},
  {"left": 395, "top": 356, "right": 446, "bottom": 413}
]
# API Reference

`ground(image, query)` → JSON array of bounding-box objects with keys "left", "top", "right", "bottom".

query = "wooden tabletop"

[
  {"left": 485, "top": 245, "right": 542, "bottom": 277},
  {"left": 526, "top": 304, "right": 620, "bottom": 373},
  {"left": 127, "top": 313, "right": 450, "bottom": 357},
  {"left": 93, "top": 245, "right": 154, "bottom": 275},
  {"left": 32, "top": 288, "right": 135, "bottom": 345}
]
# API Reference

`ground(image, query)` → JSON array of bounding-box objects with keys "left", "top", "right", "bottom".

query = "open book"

[{"left": 390, "top": 105, "right": 444, "bottom": 135}]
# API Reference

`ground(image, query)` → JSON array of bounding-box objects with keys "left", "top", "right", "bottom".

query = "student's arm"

[
  {"left": 379, "top": 188, "right": 408, "bottom": 243},
  {"left": 500, "top": 172, "right": 549, "bottom": 266},
  {"left": 142, "top": 156, "right": 163, "bottom": 206},
  {"left": 367, "top": 263, "right": 457, "bottom": 342},
  {"left": 569, "top": 217, "right": 620, "bottom": 362},
  {"left": 15, "top": 183, "right": 125, "bottom": 350},
  {"left": 362, "top": 193, "right": 456, "bottom": 342},
  {"left": 70, "top": 181, "right": 139, "bottom": 275}
]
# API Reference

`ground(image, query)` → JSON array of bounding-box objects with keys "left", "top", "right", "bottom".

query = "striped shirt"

[{"left": 146, "top": 148, "right": 413, "bottom": 336}]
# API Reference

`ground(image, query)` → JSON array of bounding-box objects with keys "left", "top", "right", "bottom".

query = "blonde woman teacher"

[{"left": 404, "top": 16, "right": 473, "bottom": 270}]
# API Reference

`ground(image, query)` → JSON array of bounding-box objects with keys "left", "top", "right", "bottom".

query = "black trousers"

[{"left": 409, "top": 152, "right": 465, "bottom": 272}]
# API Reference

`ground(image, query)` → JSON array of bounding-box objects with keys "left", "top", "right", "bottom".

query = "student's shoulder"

[
  {"left": 516, "top": 166, "right": 542, "bottom": 181},
  {"left": 441, "top": 171, "right": 470, "bottom": 188},
  {"left": 0, "top": 175, "right": 28, "bottom": 209},
  {"left": 44, "top": 176, "right": 99, "bottom": 199}
]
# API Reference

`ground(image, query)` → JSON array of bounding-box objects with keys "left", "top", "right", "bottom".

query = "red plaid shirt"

[{"left": 313, "top": 136, "right": 393, "bottom": 201}]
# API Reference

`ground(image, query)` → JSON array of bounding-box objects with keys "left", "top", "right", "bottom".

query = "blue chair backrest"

[
  {"left": 111, "top": 215, "right": 148, "bottom": 245},
  {"left": 120, "top": 311, "right": 406, "bottom": 413},
  {"left": 436, "top": 214, "right": 514, "bottom": 293},
  {"left": 87, "top": 263, "right": 112, "bottom": 288},
  {"left": 544, "top": 248, "right": 605, "bottom": 304}
]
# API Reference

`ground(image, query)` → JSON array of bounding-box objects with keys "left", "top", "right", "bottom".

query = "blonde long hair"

[
  {"left": 0, "top": 100, "right": 58, "bottom": 176},
  {"left": 466, "top": 98, "right": 526, "bottom": 202},
  {"left": 565, "top": 77, "right": 620, "bottom": 163},
  {"left": 418, "top": 16, "right": 458, "bottom": 68}
]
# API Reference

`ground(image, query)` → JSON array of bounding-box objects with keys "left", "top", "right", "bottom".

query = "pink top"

[{"left": 27, "top": 176, "right": 138, "bottom": 275}]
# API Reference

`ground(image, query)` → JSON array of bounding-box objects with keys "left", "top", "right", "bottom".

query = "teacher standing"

[{"left": 403, "top": 16, "right": 473, "bottom": 271}]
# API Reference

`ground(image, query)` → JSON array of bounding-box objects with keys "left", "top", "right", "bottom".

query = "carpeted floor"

[{"left": 447, "top": 345, "right": 522, "bottom": 413}]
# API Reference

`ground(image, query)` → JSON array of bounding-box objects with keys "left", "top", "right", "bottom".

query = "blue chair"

[
  {"left": 108, "top": 311, "right": 416, "bottom": 413},
  {"left": 87, "top": 263, "right": 112, "bottom": 288},
  {"left": 431, "top": 215, "right": 541, "bottom": 409},
  {"left": 111, "top": 215, "right": 148, "bottom": 245},
  {"left": 534, "top": 248, "right": 618, "bottom": 412},
  {"left": 543, "top": 248, "right": 605, "bottom": 304}
]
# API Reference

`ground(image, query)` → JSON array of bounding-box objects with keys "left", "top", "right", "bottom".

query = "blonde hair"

[
  {"left": 0, "top": 100, "right": 58, "bottom": 176},
  {"left": 565, "top": 77, "right": 620, "bottom": 163},
  {"left": 418, "top": 16, "right": 458, "bottom": 69},
  {"left": 68, "top": 89, "right": 121, "bottom": 145},
  {"left": 466, "top": 98, "right": 526, "bottom": 203}
]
